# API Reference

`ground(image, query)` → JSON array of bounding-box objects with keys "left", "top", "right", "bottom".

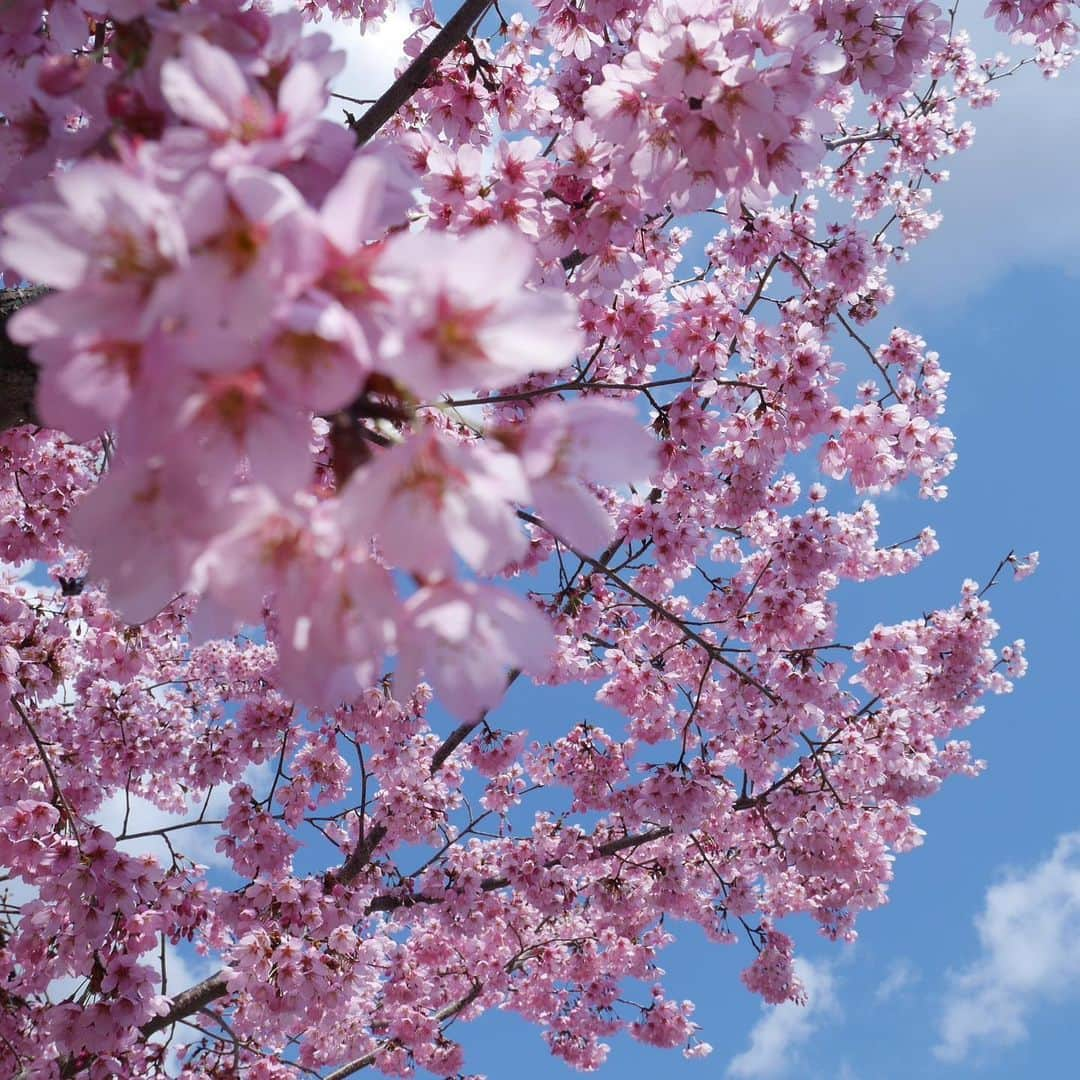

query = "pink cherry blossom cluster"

[
  {"left": 986, "top": 0, "right": 1077, "bottom": 69},
  {"left": 1, "top": 425, "right": 99, "bottom": 565},
  {"left": 0, "top": 0, "right": 1060, "bottom": 1074},
  {"left": 0, "top": 12, "right": 660, "bottom": 716}
]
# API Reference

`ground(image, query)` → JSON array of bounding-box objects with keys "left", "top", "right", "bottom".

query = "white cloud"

[
  {"left": 890, "top": 28, "right": 1080, "bottom": 312},
  {"left": 93, "top": 787, "right": 231, "bottom": 869},
  {"left": 874, "top": 958, "right": 919, "bottom": 1002},
  {"left": 91, "top": 757, "right": 277, "bottom": 870},
  {"left": 726, "top": 958, "right": 840, "bottom": 1080},
  {"left": 326, "top": 6, "right": 414, "bottom": 106},
  {"left": 272, "top": 1, "right": 413, "bottom": 109},
  {"left": 934, "top": 831, "right": 1080, "bottom": 1063}
]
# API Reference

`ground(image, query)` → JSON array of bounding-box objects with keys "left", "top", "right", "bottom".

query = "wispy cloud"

[
  {"left": 935, "top": 831, "right": 1080, "bottom": 1063},
  {"left": 726, "top": 958, "right": 840, "bottom": 1080},
  {"left": 307, "top": 3, "right": 415, "bottom": 107},
  {"left": 875, "top": 958, "right": 919, "bottom": 1003},
  {"left": 890, "top": 24, "right": 1080, "bottom": 313}
]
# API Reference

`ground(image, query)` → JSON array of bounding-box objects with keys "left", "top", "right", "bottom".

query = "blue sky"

[{"left": 312, "top": 9, "right": 1080, "bottom": 1077}]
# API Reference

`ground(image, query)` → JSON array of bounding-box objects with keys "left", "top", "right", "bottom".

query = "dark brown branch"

[
  {"left": 428, "top": 719, "right": 482, "bottom": 775},
  {"left": 325, "top": 822, "right": 388, "bottom": 892},
  {"left": 139, "top": 973, "right": 231, "bottom": 1039},
  {"left": 428, "top": 669, "right": 521, "bottom": 775},
  {"left": 430, "top": 375, "right": 697, "bottom": 410},
  {"left": 348, "top": 0, "right": 495, "bottom": 146},
  {"left": 560, "top": 249, "right": 587, "bottom": 271}
]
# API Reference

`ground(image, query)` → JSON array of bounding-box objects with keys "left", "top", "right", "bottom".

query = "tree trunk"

[{"left": 0, "top": 286, "right": 45, "bottom": 431}]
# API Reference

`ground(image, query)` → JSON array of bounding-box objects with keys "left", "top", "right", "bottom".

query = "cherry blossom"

[{"left": 375, "top": 225, "right": 583, "bottom": 398}]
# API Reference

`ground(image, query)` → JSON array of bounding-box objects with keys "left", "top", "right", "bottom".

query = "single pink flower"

[
  {"left": 339, "top": 429, "right": 529, "bottom": 578},
  {"left": 397, "top": 581, "right": 552, "bottom": 718},
  {"left": 515, "top": 398, "right": 656, "bottom": 552},
  {"left": 376, "top": 225, "right": 582, "bottom": 399},
  {"left": 274, "top": 551, "right": 399, "bottom": 710},
  {"left": 69, "top": 455, "right": 228, "bottom": 625}
]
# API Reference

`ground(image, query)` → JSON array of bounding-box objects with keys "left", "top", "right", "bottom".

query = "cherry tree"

[{"left": 0, "top": 0, "right": 1061, "bottom": 1075}]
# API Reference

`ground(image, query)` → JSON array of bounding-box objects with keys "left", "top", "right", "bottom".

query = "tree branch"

[
  {"left": 366, "top": 825, "right": 675, "bottom": 913},
  {"left": 348, "top": 0, "right": 495, "bottom": 146},
  {"left": 139, "top": 973, "right": 231, "bottom": 1039}
]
